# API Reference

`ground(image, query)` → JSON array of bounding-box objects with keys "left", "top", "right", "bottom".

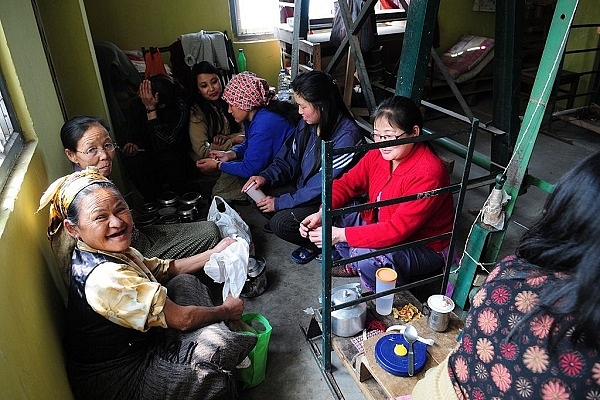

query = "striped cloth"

[
  {"left": 135, "top": 220, "right": 221, "bottom": 259},
  {"left": 67, "top": 274, "right": 257, "bottom": 400}
]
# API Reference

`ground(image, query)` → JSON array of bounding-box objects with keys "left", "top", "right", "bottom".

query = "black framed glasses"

[
  {"left": 370, "top": 131, "right": 408, "bottom": 141},
  {"left": 76, "top": 143, "right": 118, "bottom": 157}
]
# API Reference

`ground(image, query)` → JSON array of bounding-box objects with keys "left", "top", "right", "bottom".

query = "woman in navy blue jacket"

[
  {"left": 196, "top": 71, "right": 299, "bottom": 202},
  {"left": 242, "top": 70, "right": 365, "bottom": 264}
]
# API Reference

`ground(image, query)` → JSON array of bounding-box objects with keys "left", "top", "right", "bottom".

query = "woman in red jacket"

[{"left": 300, "top": 96, "right": 454, "bottom": 290}]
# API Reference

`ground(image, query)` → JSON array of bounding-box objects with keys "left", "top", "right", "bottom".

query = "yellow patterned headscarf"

[{"left": 37, "top": 166, "right": 113, "bottom": 238}]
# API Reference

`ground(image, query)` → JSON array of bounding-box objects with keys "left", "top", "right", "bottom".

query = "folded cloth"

[
  {"left": 204, "top": 236, "right": 249, "bottom": 300},
  {"left": 180, "top": 30, "right": 230, "bottom": 69}
]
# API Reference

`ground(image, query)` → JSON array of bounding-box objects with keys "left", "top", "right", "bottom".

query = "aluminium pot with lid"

[
  {"left": 158, "top": 206, "right": 177, "bottom": 217},
  {"left": 241, "top": 256, "right": 267, "bottom": 298},
  {"left": 425, "top": 294, "right": 455, "bottom": 332},
  {"left": 135, "top": 213, "right": 158, "bottom": 227},
  {"left": 177, "top": 204, "right": 199, "bottom": 222},
  {"left": 158, "top": 214, "right": 180, "bottom": 224},
  {"left": 328, "top": 283, "right": 367, "bottom": 337},
  {"left": 157, "top": 191, "right": 180, "bottom": 208},
  {"left": 180, "top": 191, "right": 203, "bottom": 206},
  {"left": 140, "top": 201, "right": 160, "bottom": 215}
]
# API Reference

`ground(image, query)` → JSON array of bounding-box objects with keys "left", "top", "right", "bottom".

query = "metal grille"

[{"left": 0, "top": 68, "right": 24, "bottom": 192}]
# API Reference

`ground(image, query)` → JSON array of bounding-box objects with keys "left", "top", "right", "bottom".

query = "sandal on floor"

[
  {"left": 331, "top": 265, "right": 358, "bottom": 277},
  {"left": 315, "top": 248, "right": 343, "bottom": 263},
  {"left": 290, "top": 246, "right": 317, "bottom": 264}
]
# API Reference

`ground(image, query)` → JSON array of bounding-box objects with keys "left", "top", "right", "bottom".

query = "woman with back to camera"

[
  {"left": 196, "top": 71, "right": 299, "bottom": 202},
  {"left": 241, "top": 70, "right": 365, "bottom": 264},
  {"left": 121, "top": 74, "right": 193, "bottom": 199},
  {"left": 60, "top": 116, "right": 220, "bottom": 289},
  {"left": 412, "top": 151, "right": 600, "bottom": 399},
  {"left": 38, "top": 167, "right": 256, "bottom": 400},
  {"left": 301, "top": 96, "right": 454, "bottom": 286}
]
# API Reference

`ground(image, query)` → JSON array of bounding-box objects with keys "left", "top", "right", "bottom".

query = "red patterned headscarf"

[{"left": 222, "top": 71, "right": 272, "bottom": 111}]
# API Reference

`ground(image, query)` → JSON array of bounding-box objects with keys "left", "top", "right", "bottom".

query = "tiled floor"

[{"left": 235, "top": 97, "right": 600, "bottom": 400}]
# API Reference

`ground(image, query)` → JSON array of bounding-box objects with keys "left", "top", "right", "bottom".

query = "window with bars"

[
  {"left": 229, "top": 0, "right": 335, "bottom": 39},
  {"left": 0, "top": 68, "right": 24, "bottom": 193}
]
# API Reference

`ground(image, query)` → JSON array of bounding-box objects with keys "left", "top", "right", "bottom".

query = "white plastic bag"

[
  {"left": 208, "top": 196, "right": 253, "bottom": 245},
  {"left": 204, "top": 237, "right": 250, "bottom": 300}
]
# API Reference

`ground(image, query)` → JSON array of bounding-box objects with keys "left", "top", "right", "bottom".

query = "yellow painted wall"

[
  {"left": 0, "top": 0, "right": 76, "bottom": 398},
  {"left": 35, "top": 0, "right": 107, "bottom": 120},
  {"left": 82, "top": 0, "right": 282, "bottom": 88},
  {"left": 437, "top": 1, "right": 496, "bottom": 52},
  {"left": 563, "top": 1, "right": 600, "bottom": 108}
]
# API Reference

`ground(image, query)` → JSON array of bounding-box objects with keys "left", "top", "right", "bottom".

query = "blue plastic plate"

[{"left": 374, "top": 333, "right": 427, "bottom": 376}]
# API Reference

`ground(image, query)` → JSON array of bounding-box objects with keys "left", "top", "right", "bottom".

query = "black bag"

[{"left": 330, "top": 0, "right": 378, "bottom": 53}]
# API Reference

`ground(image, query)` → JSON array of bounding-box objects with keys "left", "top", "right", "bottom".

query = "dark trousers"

[{"left": 263, "top": 184, "right": 320, "bottom": 251}]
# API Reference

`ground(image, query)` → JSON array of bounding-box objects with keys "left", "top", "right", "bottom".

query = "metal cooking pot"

[
  {"left": 180, "top": 191, "right": 203, "bottom": 207},
  {"left": 157, "top": 191, "right": 179, "bottom": 208},
  {"left": 177, "top": 204, "right": 199, "bottom": 222},
  {"left": 424, "top": 294, "right": 455, "bottom": 332},
  {"left": 141, "top": 201, "right": 160, "bottom": 215},
  {"left": 329, "top": 283, "right": 367, "bottom": 337},
  {"left": 158, "top": 214, "right": 180, "bottom": 224},
  {"left": 241, "top": 256, "right": 267, "bottom": 298}
]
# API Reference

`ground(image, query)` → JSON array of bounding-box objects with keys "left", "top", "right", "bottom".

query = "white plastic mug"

[
  {"left": 244, "top": 182, "right": 266, "bottom": 202},
  {"left": 375, "top": 267, "right": 397, "bottom": 315}
]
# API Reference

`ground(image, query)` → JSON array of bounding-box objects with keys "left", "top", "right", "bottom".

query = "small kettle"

[{"left": 329, "top": 283, "right": 367, "bottom": 337}]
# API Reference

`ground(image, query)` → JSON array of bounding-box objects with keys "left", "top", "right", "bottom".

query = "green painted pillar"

[
  {"left": 395, "top": 0, "right": 440, "bottom": 103},
  {"left": 491, "top": 0, "right": 524, "bottom": 170}
]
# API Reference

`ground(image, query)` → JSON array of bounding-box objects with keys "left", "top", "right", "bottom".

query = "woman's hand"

[
  {"left": 222, "top": 294, "right": 244, "bottom": 321},
  {"left": 121, "top": 142, "right": 139, "bottom": 156},
  {"left": 212, "top": 134, "right": 230, "bottom": 146},
  {"left": 255, "top": 196, "right": 276, "bottom": 213},
  {"left": 212, "top": 237, "right": 237, "bottom": 253},
  {"left": 230, "top": 134, "right": 246, "bottom": 145},
  {"left": 196, "top": 158, "right": 219, "bottom": 172},
  {"left": 307, "top": 226, "right": 346, "bottom": 247},
  {"left": 299, "top": 212, "right": 322, "bottom": 238},
  {"left": 210, "top": 150, "right": 235, "bottom": 162},
  {"left": 242, "top": 176, "right": 266, "bottom": 192},
  {"left": 139, "top": 79, "right": 158, "bottom": 110}
]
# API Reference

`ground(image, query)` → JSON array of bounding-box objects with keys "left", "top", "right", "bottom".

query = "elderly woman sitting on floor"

[{"left": 38, "top": 167, "right": 256, "bottom": 400}]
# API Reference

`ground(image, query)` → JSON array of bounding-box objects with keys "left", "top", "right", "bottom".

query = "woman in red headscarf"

[{"left": 195, "top": 71, "right": 299, "bottom": 202}]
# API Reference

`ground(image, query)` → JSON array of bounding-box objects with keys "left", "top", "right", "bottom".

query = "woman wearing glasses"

[
  {"left": 241, "top": 70, "right": 364, "bottom": 265},
  {"left": 59, "top": 116, "right": 220, "bottom": 290},
  {"left": 300, "top": 96, "right": 454, "bottom": 291}
]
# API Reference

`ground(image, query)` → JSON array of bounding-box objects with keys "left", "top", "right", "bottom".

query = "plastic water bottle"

[
  {"left": 277, "top": 69, "right": 289, "bottom": 93},
  {"left": 237, "top": 49, "right": 247, "bottom": 72}
]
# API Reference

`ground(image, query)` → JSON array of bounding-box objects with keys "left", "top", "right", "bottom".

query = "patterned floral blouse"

[
  {"left": 448, "top": 255, "right": 600, "bottom": 399},
  {"left": 78, "top": 241, "right": 171, "bottom": 332}
]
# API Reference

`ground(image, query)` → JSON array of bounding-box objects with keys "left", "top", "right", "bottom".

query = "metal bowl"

[
  {"left": 241, "top": 256, "right": 267, "bottom": 298},
  {"left": 141, "top": 201, "right": 160, "bottom": 215},
  {"left": 158, "top": 214, "right": 180, "bottom": 224},
  {"left": 177, "top": 204, "right": 199, "bottom": 222},
  {"left": 135, "top": 213, "right": 158, "bottom": 227},
  {"left": 157, "top": 191, "right": 179, "bottom": 207},
  {"left": 157, "top": 206, "right": 177, "bottom": 216},
  {"left": 180, "top": 191, "right": 203, "bottom": 206}
]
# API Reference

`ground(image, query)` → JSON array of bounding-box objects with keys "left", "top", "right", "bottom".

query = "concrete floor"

[{"left": 233, "top": 97, "right": 600, "bottom": 400}]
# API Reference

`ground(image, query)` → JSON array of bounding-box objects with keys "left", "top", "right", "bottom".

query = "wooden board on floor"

[{"left": 331, "top": 291, "right": 463, "bottom": 399}]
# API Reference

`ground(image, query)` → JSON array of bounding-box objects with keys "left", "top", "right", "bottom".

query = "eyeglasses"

[
  {"left": 76, "top": 143, "right": 118, "bottom": 157},
  {"left": 371, "top": 131, "right": 408, "bottom": 141}
]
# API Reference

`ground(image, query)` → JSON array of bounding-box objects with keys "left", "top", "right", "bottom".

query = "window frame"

[
  {"left": 0, "top": 66, "right": 24, "bottom": 193},
  {"left": 229, "top": 0, "right": 278, "bottom": 40},
  {"left": 228, "top": 0, "right": 337, "bottom": 40}
]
